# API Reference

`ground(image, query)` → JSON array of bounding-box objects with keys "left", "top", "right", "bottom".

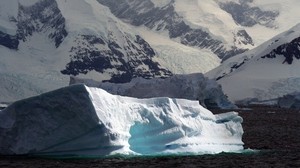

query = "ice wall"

[
  {"left": 278, "top": 92, "right": 300, "bottom": 109},
  {"left": 70, "top": 73, "right": 236, "bottom": 109},
  {"left": 0, "top": 84, "right": 243, "bottom": 156}
]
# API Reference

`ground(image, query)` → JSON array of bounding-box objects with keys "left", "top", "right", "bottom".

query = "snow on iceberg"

[{"left": 0, "top": 84, "right": 243, "bottom": 156}]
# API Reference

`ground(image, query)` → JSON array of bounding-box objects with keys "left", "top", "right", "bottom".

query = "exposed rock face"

[
  {"left": 218, "top": 0, "right": 279, "bottom": 28},
  {"left": 55, "top": 0, "right": 172, "bottom": 83},
  {"left": 213, "top": 34, "right": 300, "bottom": 80},
  {"left": 16, "top": 0, "right": 68, "bottom": 48},
  {"left": 61, "top": 33, "right": 172, "bottom": 83},
  {"left": 234, "top": 29, "right": 254, "bottom": 46},
  {"left": 70, "top": 73, "right": 237, "bottom": 109},
  {"left": 97, "top": 0, "right": 252, "bottom": 59},
  {"left": 261, "top": 37, "right": 300, "bottom": 64},
  {"left": 0, "top": 31, "right": 19, "bottom": 50},
  {"left": 0, "top": 0, "right": 174, "bottom": 103},
  {"left": 0, "top": 0, "right": 67, "bottom": 50},
  {"left": 206, "top": 23, "right": 300, "bottom": 102},
  {"left": 0, "top": 0, "right": 171, "bottom": 84}
]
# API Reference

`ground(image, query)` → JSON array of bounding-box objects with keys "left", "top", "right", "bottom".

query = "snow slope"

[
  {"left": 176, "top": 0, "right": 300, "bottom": 46},
  {"left": 0, "top": 36, "right": 68, "bottom": 103},
  {"left": 0, "top": 0, "right": 171, "bottom": 103},
  {"left": 1, "top": 0, "right": 300, "bottom": 103},
  {"left": 0, "top": 1, "right": 18, "bottom": 35},
  {"left": 97, "top": 0, "right": 253, "bottom": 60},
  {"left": 206, "top": 23, "right": 300, "bottom": 102},
  {"left": 174, "top": 0, "right": 240, "bottom": 47},
  {"left": 99, "top": 0, "right": 300, "bottom": 60},
  {"left": 135, "top": 27, "right": 221, "bottom": 74},
  {"left": 0, "top": 84, "right": 244, "bottom": 156}
]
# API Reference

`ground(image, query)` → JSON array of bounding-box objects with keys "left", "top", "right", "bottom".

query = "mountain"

[
  {"left": 1, "top": 0, "right": 300, "bottom": 103},
  {"left": 0, "top": 0, "right": 171, "bottom": 102},
  {"left": 97, "top": 0, "right": 251, "bottom": 60},
  {"left": 97, "top": 0, "right": 300, "bottom": 59},
  {"left": 0, "top": 84, "right": 244, "bottom": 156},
  {"left": 206, "top": 23, "right": 300, "bottom": 103}
]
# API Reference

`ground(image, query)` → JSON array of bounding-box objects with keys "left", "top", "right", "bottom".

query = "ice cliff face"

[
  {"left": 278, "top": 92, "right": 300, "bottom": 109},
  {"left": 69, "top": 73, "right": 236, "bottom": 109},
  {"left": 0, "top": 84, "right": 244, "bottom": 156}
]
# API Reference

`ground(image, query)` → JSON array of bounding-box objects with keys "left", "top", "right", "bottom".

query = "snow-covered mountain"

[
  {"left": 206, "top": 23, "right": 300, "bottom": 102},
  {"left": 97, "top": 0, "right": 250, "bottom": 60},
  {"left": 97, "top": 0, "right": 300, "bottom": 59},
  {"left": 0, "top": 84, "right": 244, "bottom": 156},
  {"left": 0, "top": 0, "right": 171, "bottom": 102},
  {"left": 1, "top": 0, "right": 300, "bottom": 103}
]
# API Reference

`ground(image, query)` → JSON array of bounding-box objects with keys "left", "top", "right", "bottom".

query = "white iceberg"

[{"left": 0, "top": 84, "right": 243, "bottom": 156}]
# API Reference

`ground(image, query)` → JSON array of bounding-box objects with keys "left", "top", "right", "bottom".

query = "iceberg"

[
  {"left": 278, "top": 92, "right": 300, "bottom": 109},
  {"left": 0, "top": 84, "right": 243, "bottom": 156}
]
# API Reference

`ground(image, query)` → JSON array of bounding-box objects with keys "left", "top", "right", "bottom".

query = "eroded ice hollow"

[{"left": 0, "top": 84, "right": 244, "bottom": 156}]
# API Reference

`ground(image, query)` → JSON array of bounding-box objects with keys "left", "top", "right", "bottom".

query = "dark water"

[
  {"left": 1, "top": 150, "right": 299, "bottom": 168},
  {"left": 1, "top": 106, "right": 300, "bottom": 167}
]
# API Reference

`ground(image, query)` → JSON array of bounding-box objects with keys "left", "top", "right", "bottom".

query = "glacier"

[{"left": 0, "top": 84, "right": 243, "bottom": 156}]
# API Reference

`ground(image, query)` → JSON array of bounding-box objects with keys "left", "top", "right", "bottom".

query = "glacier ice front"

[{"left": 0, "top": 84, "right": 244, "bottom": 156}]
